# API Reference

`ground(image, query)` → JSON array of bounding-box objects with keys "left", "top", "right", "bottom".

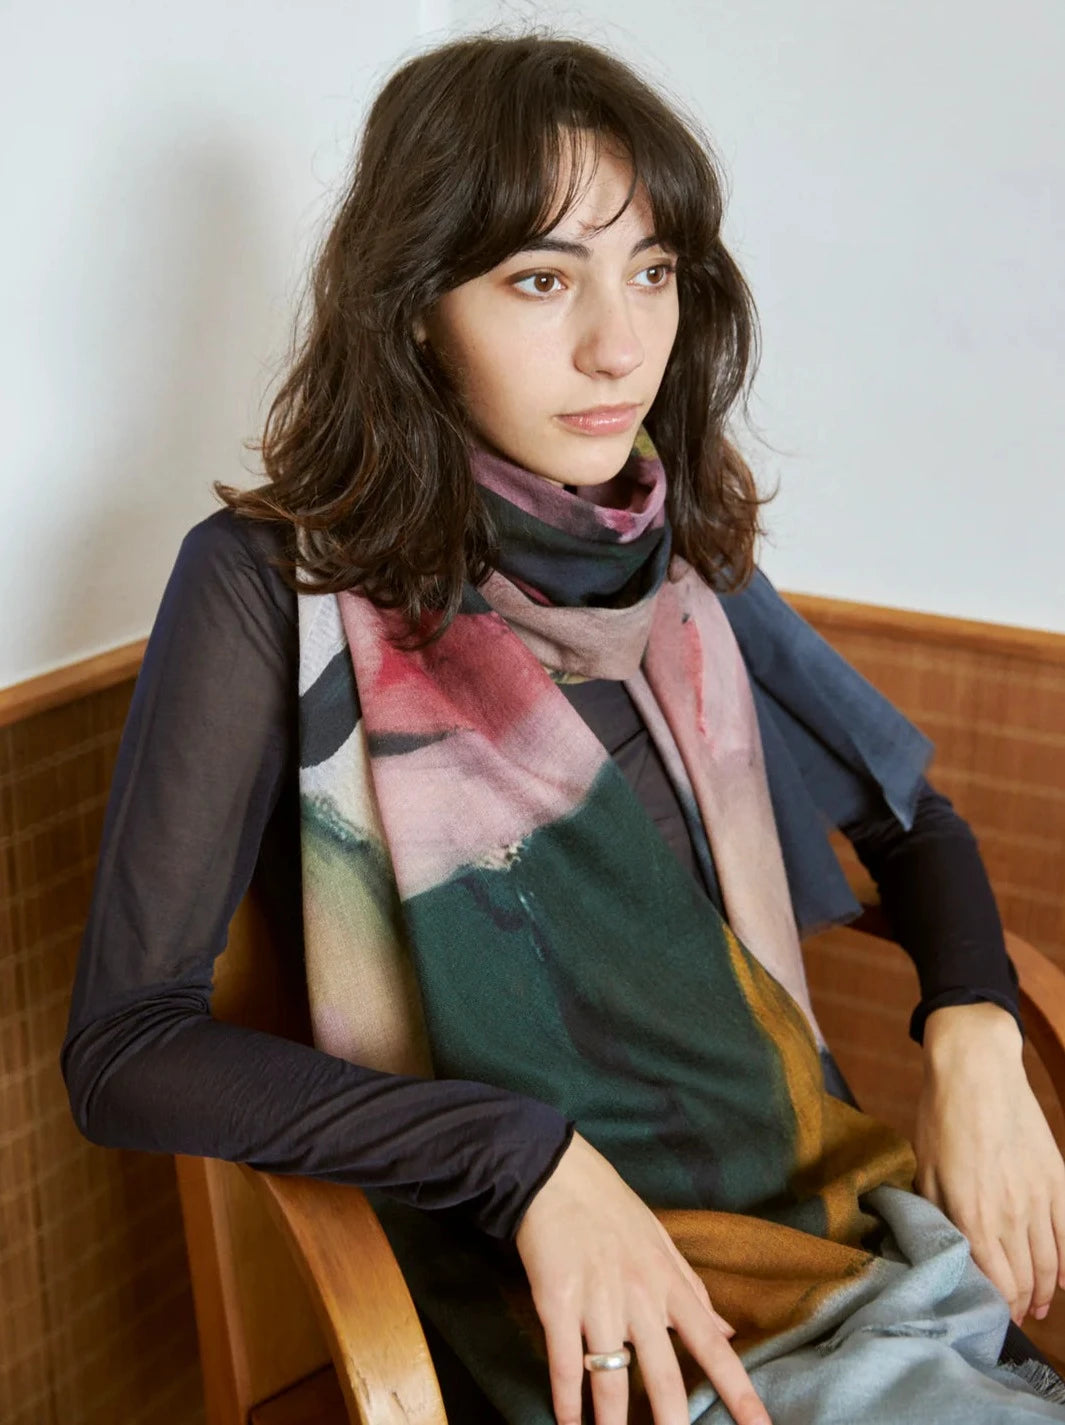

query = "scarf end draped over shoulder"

[{"left": 718, "top": 566, "right": 933, "bottom": 936}]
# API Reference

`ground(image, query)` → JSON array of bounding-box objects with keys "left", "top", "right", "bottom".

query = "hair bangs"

[{"left": 450, "top": 54, "right": 718, "bottom": 283}]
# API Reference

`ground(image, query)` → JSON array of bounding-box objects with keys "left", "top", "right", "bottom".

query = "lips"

[
  {"left": 557, "top": 404, "right": 640, "bottom": 435},
  {"left": 564, "top": 403, "right": 638, "bottom": 415}
]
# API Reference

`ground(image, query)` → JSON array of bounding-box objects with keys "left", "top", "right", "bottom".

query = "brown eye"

[
  {"left": 513, "top": 271, "right": 562, "bottom": 296},
  {"left": 634, "top": 262, "right": 677, "bottom": 289}
]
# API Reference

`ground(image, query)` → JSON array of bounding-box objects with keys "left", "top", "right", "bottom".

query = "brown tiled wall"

[
  {"left": 0, "top": 680, "right": 204, "bottom": 1425},
  {"left": 1, "top": 603, "right": 1063, "bottom": 1417}
]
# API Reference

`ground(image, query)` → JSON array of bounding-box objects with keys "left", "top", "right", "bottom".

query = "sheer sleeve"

[
  {"left": 60, "top": 508, "right": 573, "bottom": 1241},
  {"left": 840, "top": 777, "right": 1022, "bottom": 1045}
]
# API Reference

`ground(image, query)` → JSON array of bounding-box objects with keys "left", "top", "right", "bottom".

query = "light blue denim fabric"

[{"left": 691, "top": 1186, "right": 1065, "bottom": 1422}]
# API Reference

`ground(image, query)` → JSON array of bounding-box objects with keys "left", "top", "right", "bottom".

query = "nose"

[{"left": 572, "top": 287, "right": 644, "bottom": 381}]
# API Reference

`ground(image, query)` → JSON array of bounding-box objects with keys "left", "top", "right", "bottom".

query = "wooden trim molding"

[
  {"left": 785, "top": 592, "right": 1065, "bottom": 665},
  {"left": 0, "top": 638, "right": 147, "bottom": 729}
]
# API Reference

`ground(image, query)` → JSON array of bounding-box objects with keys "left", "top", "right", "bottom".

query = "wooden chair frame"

[{"left": 176, "top": 901, "right": 1065, "bottom": 1425}]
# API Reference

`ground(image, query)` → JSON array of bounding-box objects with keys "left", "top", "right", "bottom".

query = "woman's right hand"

[{"left": 514, "top": 1131, "right": 772, "bottom": 1425}]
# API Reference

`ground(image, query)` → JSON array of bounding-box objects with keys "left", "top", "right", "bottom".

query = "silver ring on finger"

[{"left": 583, "top": 1347, "right": 632, "bottom": 1372}]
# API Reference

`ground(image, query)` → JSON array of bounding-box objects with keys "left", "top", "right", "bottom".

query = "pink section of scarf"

[{"left": 337, "top": 592, "right": 609, "bottom": 899}]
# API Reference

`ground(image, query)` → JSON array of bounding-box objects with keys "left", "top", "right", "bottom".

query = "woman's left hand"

[{"left": 914, "top": 1001, "right": 1065, "bottom": 1326}]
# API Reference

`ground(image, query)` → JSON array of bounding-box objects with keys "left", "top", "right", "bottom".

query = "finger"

[
  {"left": 1029, "top": 1206, "right": 1059, "bottom": 1320},
  {"left": 586, "top": 1349, "right": 630, "bottom": 1425},
  {"left": 1051, "top": 1176, "right": 1065, "bottom": 1292},
  {"left": 655, "top": 1222, "right": 735, "bottom": 1335},
  {"left": 670, "top": 1291, "right": 771, "bottom": 1425},
  {"left": 1001, "top": 1219, "right": 1035, "bottom": 1323},
  {"left": 630, "top": 1318, "right": 693, "bottom": 1425},
  {"left": 684, "top": 1275, "right": 734, "bottom": 1337},
  {"left": 541, "top": 1312, "right": 588, "bottom": 1425},
  {"left": 675, "top": 1260, "right": 734, "bottom": 1336},
  {"left": 584, "top": 1303, "right": 631, "bottom": 1425},
  {"left": 971, "top": 1231, "right": 1022, "bottom": 1324},
  {"left": 916, "top": 1163, "right": 943, "bottom": 1208}
]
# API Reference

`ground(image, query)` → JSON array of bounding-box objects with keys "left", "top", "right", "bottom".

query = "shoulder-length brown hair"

[{"left": 218, "top": 30, "right": 769, "bottom": 644}]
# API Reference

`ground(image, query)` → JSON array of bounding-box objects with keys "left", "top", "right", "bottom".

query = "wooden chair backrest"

[{"left": 175, "top": 887, "right": 333, "bottom": 1425}]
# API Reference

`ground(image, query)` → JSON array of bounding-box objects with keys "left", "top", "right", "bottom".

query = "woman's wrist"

[
  {"left": 922, "top": 1000, "right": 1023, "bottom": 1075},
  {"left": 510, "top": 1122, "right": 580, "bottom": 1243}
]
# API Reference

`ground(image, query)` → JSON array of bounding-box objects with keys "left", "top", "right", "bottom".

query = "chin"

[
  {"left": 559, "top": 435, "right": 637, "bottom": 486},
  {"left": 485, "top": 421, "right": 634, "bottom": 486}
]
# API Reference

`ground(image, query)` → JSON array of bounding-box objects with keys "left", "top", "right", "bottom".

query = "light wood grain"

[
  {"left": 1007, "top": 931, "right": 1065, "bottom": 1106},
  {"left": 174, "top": 1156, "right": 251, "bottom": 1425},
  {"left": 176, "top": 1156, "right": 331, "bottom": 1425},
  {"left": 175, "top": 892, "right": 330, "bottom": 1424},
  {"left": 252, "top": 1172, "right": 448, "bottom": 1425},
  {"left": 785, "top": 592, "right": 1065, "bottom": 664},
  {"left": 0, "top": 637, "right": 147, "bottom": 727}
]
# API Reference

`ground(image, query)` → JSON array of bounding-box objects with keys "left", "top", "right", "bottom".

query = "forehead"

[{"left": 541, "top": 140, "right": 651, "bottom": 239}]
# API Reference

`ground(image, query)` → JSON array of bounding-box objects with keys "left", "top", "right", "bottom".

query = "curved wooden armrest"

[
  {"left": 851, "top": 904, "right": 1065, "bottom": 1104},
  {"left": 244, "top": 1167, "right": 448, "bottom": 1425},
  {"left": 1004, "top": 930, "right": 1065, "bottom": 1101}
]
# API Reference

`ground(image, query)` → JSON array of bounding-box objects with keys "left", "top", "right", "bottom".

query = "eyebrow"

[{"left": 510, "top": 234, "right": 671, "bottom": 260}]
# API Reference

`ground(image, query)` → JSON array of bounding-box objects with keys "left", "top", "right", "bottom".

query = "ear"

[{"left": 413, "top": 314, "right": 428, "bottom": 346}]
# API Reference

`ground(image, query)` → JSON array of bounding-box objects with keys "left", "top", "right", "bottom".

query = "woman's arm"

[
  {"left": 840, "top": 778, "right": 1021, "bottom": 1043},
  {"left": 840, "top": 779, "right": 1065, "bottom": 1324},
  {"left": 60, "top": 509, "right": 573, "bottom": 1240}
]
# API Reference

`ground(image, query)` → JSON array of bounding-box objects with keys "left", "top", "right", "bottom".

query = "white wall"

[
  {"left": 3, "top": 1, "right": 1063, "bottom": 687},
  {"left": 1, "top": 0, "right": 423, "bottom": 688}
]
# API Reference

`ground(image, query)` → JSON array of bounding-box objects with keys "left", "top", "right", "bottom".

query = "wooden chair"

[{"left": 175, "top": 882, "right": 1065, "bottom": 1425}]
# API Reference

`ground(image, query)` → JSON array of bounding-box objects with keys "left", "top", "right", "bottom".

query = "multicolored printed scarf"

[{"left": 295, "top": 430, "right": 1048, "bottom": 1421}]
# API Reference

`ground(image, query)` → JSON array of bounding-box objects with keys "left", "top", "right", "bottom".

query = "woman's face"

[{"left": 415, "top": 140, "right": 680, "bottom": 488}]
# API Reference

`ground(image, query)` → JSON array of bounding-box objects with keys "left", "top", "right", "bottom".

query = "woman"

[{"left": 62, "top": 31, "right": 1065, "bottom": 1424}]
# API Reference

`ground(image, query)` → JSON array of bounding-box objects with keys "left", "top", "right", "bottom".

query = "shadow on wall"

[{"left": 35, "top": 107, "right": 303, "bottom": 679}]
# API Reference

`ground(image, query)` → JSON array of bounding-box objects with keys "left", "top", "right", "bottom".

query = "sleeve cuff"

[
  {"left": 909, "top": 989, "right": 1024, "bottom": 1047},
  {"left": 498, "top": 1118, "right": 577, "bottom": 1243}
]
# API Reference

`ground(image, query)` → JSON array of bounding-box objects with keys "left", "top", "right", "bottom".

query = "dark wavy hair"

[{"left": 217, "top": 30, "right": 769, "bottom": 645}]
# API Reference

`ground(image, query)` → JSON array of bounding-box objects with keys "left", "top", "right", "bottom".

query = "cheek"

[
  {"left": 460, "top": 325, "right": 556, "bottom": 412},
  {"left": 459, "top": 342, "right": 516, "bottom": 411},
  {"left": 649, "top": 302, "right": 681, "bottom": 370}
]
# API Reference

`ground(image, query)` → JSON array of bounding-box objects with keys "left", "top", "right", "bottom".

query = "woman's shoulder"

[
  {"left": 136, "top": 506, "right": 299, "bottom": 733},
  {"left": 174, "top": 505, "right": 296, "bottom": 630}
]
